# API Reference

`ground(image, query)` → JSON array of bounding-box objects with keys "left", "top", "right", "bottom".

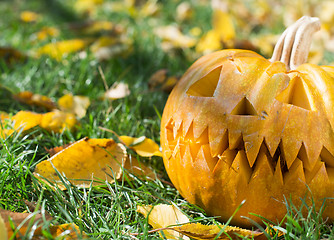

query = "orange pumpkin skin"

[{"left": 160, "top": 49, "right": 334, "bottom": 227}]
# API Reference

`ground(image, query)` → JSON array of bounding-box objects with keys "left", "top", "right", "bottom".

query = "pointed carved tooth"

[
  {"left": 304, "top": 160, "right": 323, "bottom": 183},
  {"left": 228, "top": 130, "right": 243, "bottom": 150},
  {"left": 173, "top": 120, "right": 183, "bottom": 139},
  {"left": 231, "top": 150, "right": 252, "bottom": 184},
  {"left": 304, "top": 140, "right": 322, "bottom": 171},
  {"left": 274, "top": 157, "right": 284, "bottom": 185},
  {"left": 193, "top": 118, "right": 209, "bottom": 139},
  {"left": 244, "top": 134, "right": 263, "bottom": 167},
  {"left": 308, "top": 162, "right": 330, "bottom": 184},
  {"left": 212, "top": 149, "right": 237, "bottom": 175},
  {"left": 183, "top": 143, "right": 195, "bottom": 164},
  {"left": 283, "top": 158, "right": 306, "bottom": 185},
  {"left": 250, "top": 150, "right": 274, "bottom": 184},
  {"left": 195, "top": 145, "right": 211, "bottom": 174},
  {"left": 281, "top": 137, "right": 302, "bottom": 169},
  {"left": 264, "top": 136, "right": 281, "bottom": 157},
  {"left": 209, "top": 127, "right": 228, "bottom": 157},
  {"left": 201, "top": 144, "right": 219, "bottom": 172},
  {"left": 184, "top": 122, "right": 194, "bottom": 139},
  {"left": 297, "top": 143, "right": 311, "bottom": 171},
  {"left": 320, "top": 146, "right": 334, "bottom": 168},
  {"left": 326, "top": 167, "right": 334, "bottom": 182},
  {"left": 182, "top": 117, "right": 193, "bottom": 137},
  {"left": 172, "top": 141, "right": 181, "bottom": 158},
  {"left": 196, "top": 127, "right": 209, "bottom": 144}
]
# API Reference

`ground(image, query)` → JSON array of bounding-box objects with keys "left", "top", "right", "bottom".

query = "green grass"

[{"left": 1, "top": 0, "right": 334, "bottom": 239}]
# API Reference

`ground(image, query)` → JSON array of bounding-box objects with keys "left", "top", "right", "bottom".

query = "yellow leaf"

[
  {"left": 137, "top": 204, "right": 190, "bottom": 240},
  {"left": 74, "top": 0, "right": 104, "bottom": 14},
  {"left": 154, "top": 25, "right": 197, "bottom": 50},
  {"left": 34, "top": 27, "right": 60, "bottom": 41},
  {"left": 12, "top": 111, "right": 42, "bottom": 131},
  {"left": 40, "top": 110, "right": 77, "bottom": 133},
  {"left": 90, "top": 35, "right": 133, "bottom": 60},
  {"left": 119, "top": 136, "right": 162, "bottom": 157},
  {"left": 212, "top": 10, "right": 235, "bottom": 43},
  {"left": 58, "top": 94, "right": 90, "bottom": 118},
  {"left": 36, "top": 39, "right": 88, "bottom": 61},
  {"left": 34, "top": 137, "right": 127, "bottom": 188},
  {"left": 13, "top": 91, "right": 57, "bottom": 110},
  {"left": 173, "top": 223, "right": 264, "bottom": 240},
  {"left": 196, "top": 30, "right": 222, "bottom": 54},
  {"left": 0, "top": 214, "right": 7, "bottom": 240},
  {"left": 20, "top": 11, "right": 40, "bottom": 22},
  {"left": 104, "top": 82, "right": 130, "bottom": 100}
]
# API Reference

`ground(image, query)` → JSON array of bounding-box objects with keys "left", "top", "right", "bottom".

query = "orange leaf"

[{"left": 13, "top": 91, "right": 57, "bottom": 110}]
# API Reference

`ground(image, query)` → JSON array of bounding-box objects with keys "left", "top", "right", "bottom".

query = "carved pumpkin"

[{"left": 160, "top": 16, "right": 334, "bottom": 227}]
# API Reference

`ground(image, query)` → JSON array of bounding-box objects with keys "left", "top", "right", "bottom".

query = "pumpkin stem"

[{"left": 270, "top": 16, "right": 321, "bottom": 70}]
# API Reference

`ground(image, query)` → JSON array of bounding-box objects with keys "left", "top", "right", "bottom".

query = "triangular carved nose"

[{"left": 231, "top": 97, "right": 257, "bottom": 116}]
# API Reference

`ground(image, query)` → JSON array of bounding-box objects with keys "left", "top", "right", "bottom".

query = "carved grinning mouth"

[{"left": 165, "top": 118, "right": 334, "bottom": 185}]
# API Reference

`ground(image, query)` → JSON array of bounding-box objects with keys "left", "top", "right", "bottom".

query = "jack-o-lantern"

[{"left": 160, "top": 16, "right": 334, "bottom": 227}]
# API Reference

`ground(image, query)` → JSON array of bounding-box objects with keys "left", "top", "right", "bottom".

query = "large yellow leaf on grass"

[
  {"left": 119, "top": 136, "right": 162, "bottom": 157},
  {"left": 137, "top": 204, "right": 267, "bottom": 240},
  {"left": 137, "top": 204, "right": 190, "bottom": 240},
  {"left": 34, "top": 137, "right": 127, "bottom": 188},
  {"left": 36, "top": 39, "right": 88, "bottom": 60}
]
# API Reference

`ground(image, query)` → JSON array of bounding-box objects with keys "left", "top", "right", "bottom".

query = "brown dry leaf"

[
  {"left": 13, "top": 91, "right": 57, "bottom": 110},
  {"left": 0, "top": 47, "right": 27, "bottom": 65},
  {"left": 173, "top": 223, "right": 265, "bottom": 240},
  {"left": 35, "top": 39, "right": 89, "bottom": 61},
  {"left": 90, "top": 35, "right": 133, "bottom": 60},
  {"left": 0, "top": 209, "right": 84, "bottom": 239},
  {"left": 104, "top": 82, "right": 130, "bottom": 100},
  {"left": 148, "top": 69, "right": 179, "bottom": 93},
  {"left": 154, "top": 25, "right": 197, "bottom": 51},
  {"left": 137, "top": 204, "right": 190, "bottom": 240},
  {"left": 20, "top": 11, "right": 40, "bottom": 22},
  {"left": 58, "top": 94, "right": 90, "bottom": 118},
  {"left": 119, "top": 136, "right": 162, "bottom": 157}
]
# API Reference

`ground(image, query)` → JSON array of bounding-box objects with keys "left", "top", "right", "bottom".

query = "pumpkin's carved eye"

[
  {"left": 276, "top": 75, "right": 315, "bottom": 111},
  {"left": 186, "top": 66, "right": 221, "bottom": 97}
]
